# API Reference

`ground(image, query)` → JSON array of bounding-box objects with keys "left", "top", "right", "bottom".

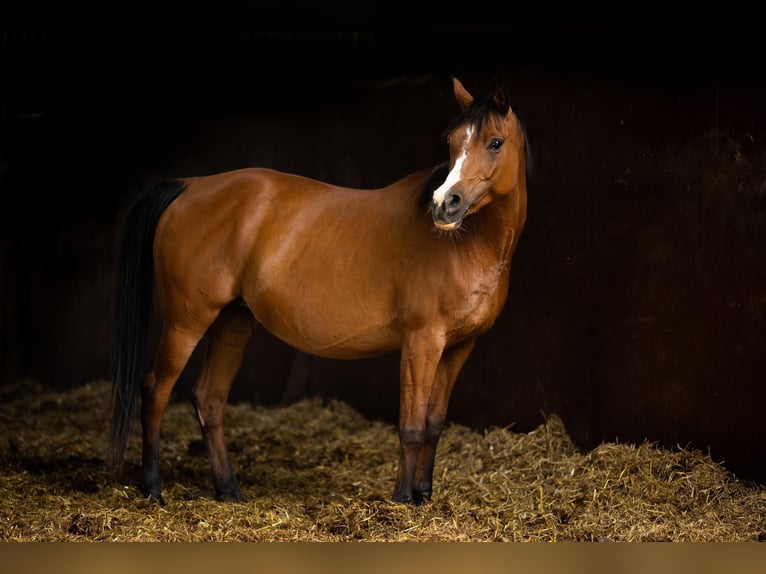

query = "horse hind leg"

[
  {"left": 191, "top": 301, "right": 256, "bottom": 502},
  {"left": 141, "top": 317, "right": 213, "bottom": 503}
]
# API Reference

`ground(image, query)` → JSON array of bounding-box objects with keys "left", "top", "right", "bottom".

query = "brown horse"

[{"left": 110, "top": 76, "right": 530, "bottom": 505}]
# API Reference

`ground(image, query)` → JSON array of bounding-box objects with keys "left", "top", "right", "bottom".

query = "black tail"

[{"left": 109, "top": 180, "right": 187, "bottom": 472}]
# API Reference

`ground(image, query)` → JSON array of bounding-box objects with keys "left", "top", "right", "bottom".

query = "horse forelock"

[{"left": 443, "top": 88, "right": 509, "bottom": 141}]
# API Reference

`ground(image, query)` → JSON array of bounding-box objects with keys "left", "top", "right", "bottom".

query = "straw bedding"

[{"left": 0, "top": 380, "right": 763, "bottom": 541}]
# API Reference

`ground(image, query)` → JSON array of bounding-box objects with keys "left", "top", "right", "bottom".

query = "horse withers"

[{"left": 110, "top": 76, "right": 529, "bottom": 505}]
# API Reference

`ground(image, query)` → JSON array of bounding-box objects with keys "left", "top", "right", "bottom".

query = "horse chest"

[{"left": 440, "top": 262, "right": 509, "bottom": 339}]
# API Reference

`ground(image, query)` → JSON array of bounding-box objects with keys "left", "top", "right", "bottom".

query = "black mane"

[
  {"left": 418, "top": 163, "right": 450, "bottom": 207},
  {"left": 443, "top": 87, "right": 507, "bottom": 139}
]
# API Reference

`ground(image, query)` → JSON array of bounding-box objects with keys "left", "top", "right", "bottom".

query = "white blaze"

[{"left": 432, "top": 125, "right": 474, "bottom": 206}]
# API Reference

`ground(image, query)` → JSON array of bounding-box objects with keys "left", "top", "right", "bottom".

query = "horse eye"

[{"left": 488, "top": 138, "right": 504, "bottom": 151}]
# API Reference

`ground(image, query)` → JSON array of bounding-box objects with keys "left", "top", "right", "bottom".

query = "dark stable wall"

[{"left": 1, "top": 30, "right": 765, "bottom": 484}]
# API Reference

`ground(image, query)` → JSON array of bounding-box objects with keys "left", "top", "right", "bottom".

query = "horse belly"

[{"left": 244, "top": 290, "right": 400, "bottom": 360}]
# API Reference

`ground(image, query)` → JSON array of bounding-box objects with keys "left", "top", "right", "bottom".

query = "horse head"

[{"left": 430, "top": 77, "right": 527, "bottom": 231}]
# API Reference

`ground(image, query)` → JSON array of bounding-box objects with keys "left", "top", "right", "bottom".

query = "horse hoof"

[
  {"left": 139, "top": 482, "right": 165, "bottom": 505},
  {"left": 214, "top": 479, "right": 244, "bottom": 502},
  {"left": 215, "top": 491, "right": 245, "bottom": 503},
  {"left": 144, "top": 492, "right": 165, "bottom": 505},
  {"left": 391, "top": 491, "right": 416, "bottom": 505},
  {"left": 413, "top": 490, "right": 432, "bottom": 505}
]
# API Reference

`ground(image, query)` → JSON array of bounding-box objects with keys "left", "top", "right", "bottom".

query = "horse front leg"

[
  {"left": 191, "top": 303, "right": 255, "bottom": 502},
  {"left": 413, "top": 337, "right": 476, "bottom": 504},
  {"left": 393, "top": 333, "right": 443, "bottom": 504}
]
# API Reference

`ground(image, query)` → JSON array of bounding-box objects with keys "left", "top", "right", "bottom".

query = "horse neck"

[{"left": 474, "top": 181, "right": 527, "bottom": 268}]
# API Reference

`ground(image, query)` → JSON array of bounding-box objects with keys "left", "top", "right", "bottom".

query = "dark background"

[{"left": 2, "top": 29, "right": 765, "bottom": 483}]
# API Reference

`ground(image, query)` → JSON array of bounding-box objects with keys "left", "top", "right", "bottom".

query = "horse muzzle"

[{"left": 431, "top": 190, "right": 467, "bottom": 231}]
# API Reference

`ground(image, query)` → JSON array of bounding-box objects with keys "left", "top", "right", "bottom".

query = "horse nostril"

[
  {"left": 432, "top": 191, "right": 463, "bottom": 220},
  {"left": 446, "top": 192, "right": 462, "bottom": 213}
]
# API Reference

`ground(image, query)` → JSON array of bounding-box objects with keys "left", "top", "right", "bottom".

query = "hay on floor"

[{"left": 0, "top": 380, "right": 763, "bottom": 541}]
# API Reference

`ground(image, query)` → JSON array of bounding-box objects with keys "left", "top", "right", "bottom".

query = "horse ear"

[
  {"left": 452, "top": 76, "right": 474, "bottom": 111},
  {"left": 490, "top": 79, "right": 511, "bottom": 114}
]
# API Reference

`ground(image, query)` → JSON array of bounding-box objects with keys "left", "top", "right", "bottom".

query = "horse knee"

[
  {"left": 425, "top": 418, "right": 445, "bottom": 444},
  {"left": 399, "top": 425, "right": 425, "bottom": 447}
]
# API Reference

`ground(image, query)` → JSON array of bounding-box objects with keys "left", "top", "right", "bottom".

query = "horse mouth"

[
  {"left": 431, "top": 207, "right": 465, "bottom": 230},
  {"left": 433, "top": 218, "right": 462, "bottom": 231}
]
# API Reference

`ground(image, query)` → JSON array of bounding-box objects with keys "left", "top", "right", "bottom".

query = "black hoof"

[
  {"left": 143, "top": 491, "right": 166, "bottom": 505},
  {"left": 413, "top": 488, "right": 432, "bottom": 505},
  {"left": 139, "top": 481, "right": 165, "bottom": 505},
  {"left": 215, "top": 490, "right": 245, "bottom": 503},
  {"left": 214, "top": 478, "right": 244, "bottom": 502},
  {"left": 392, "top": 490, "right": 416, "bottom": 505}
]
